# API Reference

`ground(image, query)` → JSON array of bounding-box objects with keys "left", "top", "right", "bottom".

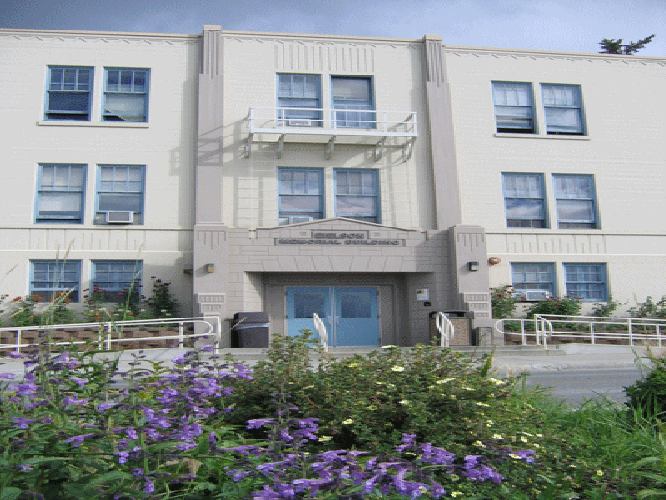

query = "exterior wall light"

[
  {"left": 488, "top": 257, "right": 501, "bottom": 266},
  {"left": 467, "top": 261, "right": 479, "bottom": 272},
  {"left": 205, "top": 263, "right": 215, "bottom": 273}
]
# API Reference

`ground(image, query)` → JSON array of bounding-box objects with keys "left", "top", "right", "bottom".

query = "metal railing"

[
  {"left": 435, "top": 312, "right": 455, "bottom": 348},
  {"left": 495, "top": 314, "right": 666, "bottom": 347},
  {"left": 312, "top": 313, "right": 329, "bottom": 352},
  {"left": 0, "top": 317, "right": 221, "bottom": 353},
  {"left": 248, "top": 107, "right": 418, "bottom": 136}
]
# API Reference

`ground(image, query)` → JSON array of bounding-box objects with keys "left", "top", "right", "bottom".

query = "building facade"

[{"left": 1, "top": 25, "right": 664, "bottom": 345}]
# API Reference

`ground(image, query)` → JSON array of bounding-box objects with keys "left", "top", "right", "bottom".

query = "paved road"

[{"left": 523, "top": 367, "right": 645, "bottom": 406}]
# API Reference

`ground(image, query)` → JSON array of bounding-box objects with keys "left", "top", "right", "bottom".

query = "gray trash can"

[{"left": 231, "top": 312, "right": 269, "bottom": 348}]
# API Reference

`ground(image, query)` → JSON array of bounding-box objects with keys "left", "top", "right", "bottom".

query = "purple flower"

[
  {"left": 199, "top": 344, "right": 213, "bottom": 352},
  {"left": 0, "top": 373, "right": 15, "bottom": 380},
  {"left": 230, "top": 469, "right": 252, "bottom": 482},
  {"left": 247, "top": 418, "right": 275, "bottom": 429},
  {"left": 397, "top": 433, "right": 417, "bottom": 452},
  {"left": 143, "top": 478, "right": 155, "bottom": 493},
  {"left": 15, "top": 383, "right": 38, "bottom": 396},
  {"left": 171, "top": 354, "right": 186, "bottom": 365},
  {"left": 65, "top": 433, "right": 95, "bottom": 448},
  {"left": 126, "top": 427, "right": 139, "bottom": 440},
  {"left": 514, "top": 449, "right": 536, "bottom": 463},
  {"left": 63, "top": 396, "right": 90, "bottom": 407},
  {"left": 98, "top": 402, "right": 117, "bottom": 412},
  {"left": 177, "top": 442, "right": 197, "bottom": 451},
  {"left": 70, "top": 377, "right": 89, "bottom": 387},
  {"left": 16, "top": 464, "right": 33, "bottom": 472},
  {"left": 12, "top": 417, "right": 35, "bottom": 429},
  {"left": 8, "top": 351, "right": 25, "bottom": 359}
]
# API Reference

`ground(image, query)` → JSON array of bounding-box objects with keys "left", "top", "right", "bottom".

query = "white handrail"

[
  {"left": 312, "top": 313, "right": 329, "bottom": 352},
  {"left": 435, "top": 312, "right": 455, "bottom": 348}
]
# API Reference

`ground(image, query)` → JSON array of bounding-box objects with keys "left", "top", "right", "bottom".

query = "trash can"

[{"left": 231, "top": 312, "right": 269, "bottom": 348}]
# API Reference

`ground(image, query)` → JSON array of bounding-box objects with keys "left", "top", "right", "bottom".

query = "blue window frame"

[
  {"left": 30, "top": 260, "right": 81, "bottom": 302},
  {"left": 35, "top": 164, "right": 86, "bottom": 223},
  {"left": 45, "top": 66, "right": 93, "bottom": 121},
  {"left": 553, "top": 174, "right": 597, "bottom": 229},
  {"left": 492, "top": 81, "right": 535, "bottom": 133},
  {"left": 511, "top": 263, "right": 556, "bottom": 296},
  {"left": 96, "top": 165, "right": 145, "bottom": 224},
  {"left": 92, "top": 260, "right": 142, "bottom": 302},
  {"left": 564, "top": 263, "right": 607, "bottom": 301},
  {"left": 541, "top": 84, "right": 585, "bottom": 135},
  {"left": 277, "top": 74, "right": 322, "bottom": 126},
  {"left": 103, "top": 68, "right": 149, "bottom": 122},
  {"left": 502, "top": 173, "right": 547, "bottom": 228},
  {"left": 331, "top": 76, "right": 375, "bottom": 128},
  {"left": 335, "top": 169, "right": 380, "bottom": 223},
  {"left": 278, "top": 168, "right": 323, "bottom": 225}
]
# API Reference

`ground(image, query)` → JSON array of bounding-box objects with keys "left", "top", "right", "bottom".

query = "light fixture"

[
  {"left": 467, "top": 261, "right": 479, "bottom": 272},
  {"left": 205, "top": 263, "right": 215, "bottom": 273}
]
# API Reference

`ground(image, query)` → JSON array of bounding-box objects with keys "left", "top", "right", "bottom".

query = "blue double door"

[{"left": 286, "top": 286, "right": 380, "bottom": 347}]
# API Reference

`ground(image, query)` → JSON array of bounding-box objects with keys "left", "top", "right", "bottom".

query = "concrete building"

[{"left": 2, "top": 25, "right": 663, "bottom": 345}]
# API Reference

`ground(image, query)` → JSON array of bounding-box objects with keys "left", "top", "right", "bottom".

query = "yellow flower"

[
  {"left": 387, "top": 383, "right": 396, "bottom": 389},
  {"left": 474, "top": 440, "right": 486, "bottom": 448},
  {"left": 349, "top": 362, "right": 358, "bottom": 368},
  {"left": 520, "top": 436, "right": 528, "bottom": 443},
  {"left": 463, "top": 386, "right": 474, "bottom": 391},
  {"left": 492, "top": 433, "right": 503, "bottom": 440},
  {"left": 437, "top": 378, "right": 455, "bottom": 384},
  {"left": 450, "top": 474, "right": 459, "bottom": 482},
  {"left": 487, "top": 377, "right": 505, "bottom": 385},
  {"left": 391, "top": 365, "right": 405, "bottom": 372},
  {"left": 367, "top": 405, "right": 377, "bottom": 410},
  {"left": 476, "top": 402, "right": 490, "bottom": 407},
  {"left": 318, "top": 436, "right": 332, "bottom": 442},
  {"left": 451, "top": 492, "right": 463, "bottom": 498},
  {"left": 597, "top": 470, "right": 603, "bottom": 477},
  {"left": 342, "top": 418, "right": 353, "bottom": 425},
  {"left": 399, "top": 399, "right": 410, "bottom": 405},
  {"left": 509, "top": 453, "right": 521, "bottom": 459}
]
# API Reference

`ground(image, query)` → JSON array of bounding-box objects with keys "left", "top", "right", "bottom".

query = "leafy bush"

[
  {"left": 491, "top": 285, "right": 520, "bottom": 319},
  {"left": 591, "top": 295, "right": 623, "bottom": 318},
  {"left": 625, "top": 354, "right": 666, "bottom": 421},
  {"left": 526, "top": 295, "right": 582, "bottom": 318},
  {"left": 145, "top": 277, "right": 180, "bottom": 318},
  {"left": 630, "top": 296, "right": 666, "bottom": 319}
]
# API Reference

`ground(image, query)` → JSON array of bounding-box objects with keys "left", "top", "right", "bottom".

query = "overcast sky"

[{"left": 1, "top": 0, "right": 664, "bottom": 56}]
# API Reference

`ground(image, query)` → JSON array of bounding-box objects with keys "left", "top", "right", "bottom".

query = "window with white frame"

[
  {"left": 335, "top": 169, "right": 380, "bottom": 223},
  {"left": 511, "top": 263, "right": 556, "bottom": 296},
  {"left": 103, "top": 68, "right": 149, "bottom": 122},
  {"left": 502, "top": 173, "right": 547, "bottom": 228},
  {"left": 91, "top": 260, "right": 142, "bottom": 302},
  {"left": 564, "top": 263, "right": 607, "bottom": 301},
  {"left": 277, "top": 74, "right": 322, "bottom": 126},
  {"left": 96, "top": 165, "right": 145, "bottom": 224},
  {"left": 331, "top": 76, "right": 375, "bottom": 128},
  {"left": 492, "top": 81, "right": 535, "bottom": 133},
  {"left": 35, "top": 164, "right": 86, "bottom": 223},
  {"left": 553, "top": 174, "right": 597, "bottom": 229},
  {"left": 278, "top": 168, "right": 323, "bottom": 225},
  {"left": 30, "top": 260, "right": 81, "bottom": 302},
  {"left": 45, "top": 66, "right": 93, "bottom": 121},
  {"left": 541, "top": 84, "right": 585, "bottom": 135}
]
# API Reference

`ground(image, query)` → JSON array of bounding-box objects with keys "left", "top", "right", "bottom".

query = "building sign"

[{"left": 276, "top": 231, "right": 404, "bottom": 246}]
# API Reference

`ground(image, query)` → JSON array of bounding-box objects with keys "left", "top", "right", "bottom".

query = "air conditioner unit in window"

[
  {"left": 287, "top": 119, "right": 312, "bottom": 127},
  {"left": 105, "top": 211, "right": 134, "bottom": 224},
  {"left": 289, "top": 216, "right": 314, "bottom": 224},
  {"left": 514, "top": 289, "right": 551, "bottom": 302}
]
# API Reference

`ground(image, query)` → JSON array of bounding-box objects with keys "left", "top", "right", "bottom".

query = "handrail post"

[
  {"left": 105, "top": 322, "right": 112, "bottom": 351},
  {"left": 178, "top": 321, "right": 184, "bottom": 348},
  {"left": 17, "top": 329, "right": 22, "bottom": 353},
  {"left": 628, "top": 318, "right": 633, "bottom": 345},
  {"left": 659, "top": 324, "right": 663, "bottom": 348},
  {"left": 590, "top": 322, "right": 595, "bottom": 344},
  {"left": 521, "top": 320, "right": 526, "bottom": 345}
]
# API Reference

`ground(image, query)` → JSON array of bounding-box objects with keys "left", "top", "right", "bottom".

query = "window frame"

[
  {"left": 541, "top": 83, "right": 585, "bottom": 136},
  {"left": 502, "top": 173, "right": 548, "bottom": 228},
  {"left": 276, "top": 73, "right": 322, "bottom": 126},
  {"left": 553, "top": 174, "right": 598, "bottom": 229},
  {"left": 564, "top": 263, "right": 608, "bottom": 302},
  {"left": 491, "top": 81, "right": 535, "bottom": 134},
  {"left": 511, "top": 263, "right": 556, "bottom": 296},
  {"left": 330, "top": 75, "right": 376, "bottom": 129},
  {"left": 334, "top": 169, "right": 381, "bottom": 224},
  {"left": 91, "top": 260, "right": 143, "bottom": 303},
  {"left": 278, "top": 167, "right": 324, "bottom": 225},
  {"left": 44, "top": 66, "right": 94, "bottom": 121},
  {"left": 102, "top": 67, "right": 150, "bottom": 123},
  {"left": 95, "top": 165, "right": 146, "bottom": 225},
  {"left": 35, "top": 164, "right": 86, "bottom": 224},
  {"left": 30, "top": 260, "right": 81, "bottom": 302}
]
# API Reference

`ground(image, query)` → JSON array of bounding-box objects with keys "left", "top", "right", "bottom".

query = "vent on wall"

[
  {"left": 514, "top": 289, "right": 551, "bottom": 302},
  {"left": 105, "top": 211, "right": 134, "bottom": 224}
]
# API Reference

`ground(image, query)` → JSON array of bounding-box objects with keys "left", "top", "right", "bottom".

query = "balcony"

[{"left": 245, "top": 107, "right": 418, "bottom": 160}]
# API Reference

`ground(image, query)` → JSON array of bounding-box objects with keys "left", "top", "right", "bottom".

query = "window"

[
  {"left": 492, "top": 82, "right": 535, "bottom": 133},
  {"left": 45, "top": 66, "right": 93, "bottom": 121},
  {"left": 564, "top": 263, "right": 607, "bottom": 301},
  {"left": 553, "top": 174, "right": 597, "bottom": 229},
  {"left": 96, "top": 165, "right": 145, "bottom": 224},
  {"left": 103, "top": 68, "right": 149, "bottom": 122},
  {"left": 335, "top": 169, "right": 380, "bottom": 223},
  {"left": 277, "top": 74, "right": 321, "bottom": 126},
  {"left": 512, "top": 263, "right": 556, "bottom": 296},
  {"left": 541, "top": 84, "right": 584, "bottom": 135},
  {"left": 278, "top": 168, "right": 323, "bottom": 225},
  {"left": 331, "top": 76, "right": 375, "bottom": 128},
  {"left": 502, "top": 173, "right": 547, "bottom": 228},
  {"left": 30, "top": 260, "right": 81, "bottom": 302},
  {"left": 92, "top": 260, "right": 142, "bottom": 302},
  {"left": 35, "top": 164, "right": 86, "bottom": 223}
]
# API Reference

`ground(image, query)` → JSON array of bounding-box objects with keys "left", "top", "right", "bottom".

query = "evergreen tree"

[{"left": 599, "top": 34, "right": 656, "bottom": 55}]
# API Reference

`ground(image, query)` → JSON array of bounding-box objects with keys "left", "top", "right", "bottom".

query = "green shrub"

[
  {"left": 491, "top": 285, "right": 520, "bottom": 319},
  {"left": 145, "top": 277, "right": 179, "bottom": 318},
  {"left": 625, "top": 354, "right": 666, "bottom": 421},
  {"left": 526, "top": 295, "right": 582, "bottom": 318},
  {"left": 591, "top": 295, "right": 623, "bottom": 318},
  {"left": 631, "top": 296, "right": 666, "bottom": 319}
]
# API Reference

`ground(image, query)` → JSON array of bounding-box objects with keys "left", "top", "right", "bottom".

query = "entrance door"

[{"left": 286, "top": 286, "right": 380, "bottom": 346}]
